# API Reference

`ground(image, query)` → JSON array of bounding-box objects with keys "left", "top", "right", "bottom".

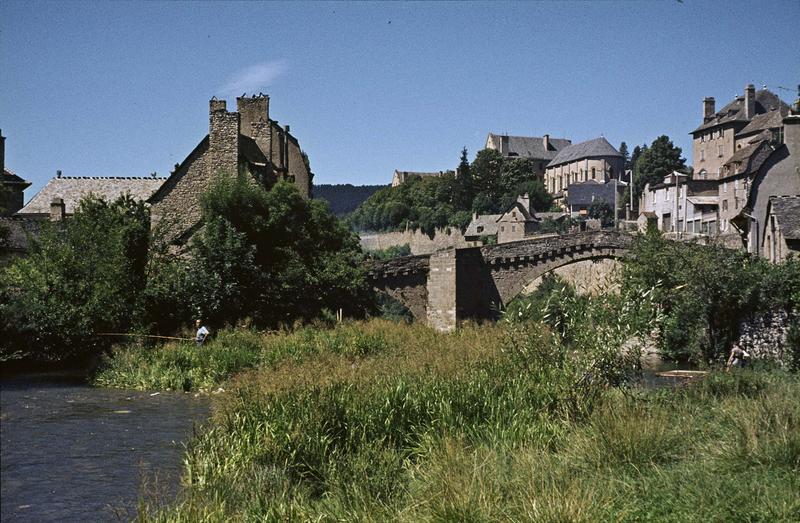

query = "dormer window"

[{"left": 476, "top": 226, "right": 484, "bottom": 233}]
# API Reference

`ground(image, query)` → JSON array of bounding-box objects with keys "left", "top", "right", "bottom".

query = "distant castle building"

[
  {"left": 485, "top": 133, "right": 572, "bottom": 178},
  {"left": 391, "top": 170, "right": 453, "bottom": 187},
  {"left": 149, "top": 94, "right": 313, "bottom": 244}
]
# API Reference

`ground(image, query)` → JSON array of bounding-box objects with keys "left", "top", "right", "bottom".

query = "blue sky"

[{"left": 2, "top": 1, "right": 798, "bottom": 198}]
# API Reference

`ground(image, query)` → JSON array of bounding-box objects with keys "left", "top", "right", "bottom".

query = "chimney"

[
  {"left": 703, "top": 97, "right": 716, "bottom": 122},
  {"left": 517, "top": 193, "right": 530, "bottom": 212},
  {"left": 50, "top": 198, "right": 65, "bottom": 222},
  {"left": 745, "top": 84, "right": 756, "bottom": 120},
  {"left": 208, "top": 98, "right": 240, "bottom": 177},
  {"left": 283, "top": 124, "right": 291, "bottom": 174},
  {"left": 57, "top": 170, "right": 62, "bottom": 178},
  {"left": 500, "top": 135, "right": 509, "bottom": 156},
  {"left": 782, "top": 114, "right": 800, "bottom": 157},
  {"left": 0, "top": 129, "right": 5, "bottom": 176},
  {"left": 543, "top": 134, "right": 550, "bottom": 151},
  {"left": 236, "top": 94, "right": 269, "bottom": 139}
]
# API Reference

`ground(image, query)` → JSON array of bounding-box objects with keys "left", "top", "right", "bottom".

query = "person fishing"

[
  {"left": 195, "top": 319, "right": 210, "bottom": 346},
  {"left": 726, "top": 345, "right": 750, "bottom": 371}
]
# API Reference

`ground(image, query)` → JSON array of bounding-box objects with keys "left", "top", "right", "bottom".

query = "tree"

[
  {"left": 453, "top": 146, "right": 473, "bottom": 207},
  {"left": 632, "top": 137, "right": 685, "bottom": 209},
  {"left": 470, "top": 148, "right": 505, "bottom": 204},
  {"left": 1, "top": 195, "right": 150, "bottom": 360},
  {"left": 619, "top": 142, "right": 630, "bottom": 171},
  {"left": 588, "top": 199, "right": 613, "bottom": 226}
]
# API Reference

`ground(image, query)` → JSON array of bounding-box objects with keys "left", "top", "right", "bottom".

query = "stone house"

[
  {"left": 639, "top": 173, "right": 719, "bottom": 235},
  {"left": 762, "top": 196, "right": 800, "bottom": 262},
  {"left": 148, "top": 95, "right": 312, "bottom": 245},
  {"left": 729, "top": 111, "right": 800, "bottom": 254},
  {"left": 485, "top": 133, "right": 572, "bottom": 178},
  {"left": 464, "top": 212, "right": 502, "bottom": 246},
  {"left": 1, "top": 130, "right": 31, "bottom": 216},
  {"left": 464, "top": 194, "right": 561, "bottom": 245},
  {"left": 691, "top": 85, "right": 789, "bottom": 181},
  {"left": 543, "top": 137, "right": 625, "bottom": 205},
  {"left": 391, "top": 170, "right": 453, "bottom": 187}
]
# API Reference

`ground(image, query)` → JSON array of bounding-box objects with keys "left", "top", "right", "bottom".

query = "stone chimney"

[
  {"left": 543, "top": 134, "right": 550, "bottom": 151},
  {"left": 782, "top": 114, "right": 800, "bottom": 157},
  {"left": 501, "top": 135, "right": 509, "bottom": 156},
  {"left": 703, "top": 97, "right": 716, "bottom": 122},
  {"left": 517, "top": 193, "right": 530, "bottom": 212},
  {"left": 208, "top": 98, "right": 240, "bottom": 178},
  {"left": 745, "top": 84, "right": 756, "bottom": 120},
  {"left": 57, "top": 170, "right": 62, "bottom": 178},
  {"left": 50, "top": 198, "right": 65, "bottom": 222},
  {"left": 237, "top": 94, "right": 271, "bottom": 160}
]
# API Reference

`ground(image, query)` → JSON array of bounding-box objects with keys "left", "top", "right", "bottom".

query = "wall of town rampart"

[{"left": 359, "top": 227, "right": 468, "bottom": 255}]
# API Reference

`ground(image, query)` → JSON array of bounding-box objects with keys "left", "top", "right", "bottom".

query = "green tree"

[
  {"left": 619, "top": 141, "right": 630, "bottom": 171},
  {"left": 0, "top": 195, "right": 150, "bottom": 360},
  {"left": 632, "top": 136, "right": 686, "bottom": 206},
  {"left": 588, "top": 199, "right": 613, "bottom": 225}
]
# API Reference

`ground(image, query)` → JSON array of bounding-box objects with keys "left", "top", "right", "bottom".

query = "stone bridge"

[{"left": 367, "top": 231, "right": 634, "bottom": 331}]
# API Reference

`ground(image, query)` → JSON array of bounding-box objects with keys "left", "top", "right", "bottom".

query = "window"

[
  {"left": 511, "top": 225, "right": 516, "bottom": 233},
  {"left": 718, "top": 167, "right": 723, "bottom": 178},
  {"left": 720, "top": 128, "right": 724, "bottom": 138},
  {"left": 666, "top": 188, "right": 670, "bottom": 201},
  {"left": 735, "top": 198, "right": 739, "bottom": 210},
  {"left": 723, "top": 181, "right": 727, "bottom": 193},
  {"left": 501, "top": 226, "right": 505, "bottom": 232},
  {"left": 722, "top": 200, "right": 728, "bottom": 211},
  {"left": 476, "top": 226, "right": 484, "bottom": 233},
  {"left": 718, "top": 145, "right": 724, "bottom": 157},
  {"left": 700, "top": 149, "right": 705, "bottom": 161},
  {"left": 699, "top": 169, "right": 707, "bottom": 179},
  {"left": 591, "top": 167, "right": 596, "bottom": 179},
  {"left": 734, "top": 179, "right": 739, "bottom": 190}
]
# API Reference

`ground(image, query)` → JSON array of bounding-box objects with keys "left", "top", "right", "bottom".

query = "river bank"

[{"left": 0, "top": 372, "right": 209, "bottom": 522}]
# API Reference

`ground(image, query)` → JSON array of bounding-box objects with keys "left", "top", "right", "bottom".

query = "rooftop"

[
  {"left": 547, "top": 137, "right": 622, "bottom": 168},
  {"left": 692, "top": 88, "right": 789, "bottom": 134},
  {"left": 769, "top": 196, "right": 800, "bottom": 240},
  {"left": 486, "top": 133, "right": 572, "bottom": 161},
  {"left": 17, "top": 176, "right": 166, "bottom": 216}
]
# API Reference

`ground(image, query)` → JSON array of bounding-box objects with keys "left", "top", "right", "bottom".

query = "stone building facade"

[
  {"left": 485, "top": 133, "right": 572, "bottom": 178},
  {"left": 391, "top": 170, "right": 453, "bottom": 187},
  {"left": 149, "top": 95, "right": 312, "bottom": 244},
  {"left": 543, "top": 137, "right": 624, "bottom": 205}
]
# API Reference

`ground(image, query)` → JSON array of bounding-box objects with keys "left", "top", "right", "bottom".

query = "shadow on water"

[{"left": 1, "top": 371, "right": 209, "bottom": 522}]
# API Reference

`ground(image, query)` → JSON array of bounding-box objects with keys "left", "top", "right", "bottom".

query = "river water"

[{"left": 0, "top": 373, "right": 209, "bottom": 522}]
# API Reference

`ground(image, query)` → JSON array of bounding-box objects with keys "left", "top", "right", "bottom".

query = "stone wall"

[
  {"left": 359, "top": 227, "right": 468, "bottom": 255},
  {"left": 735, "top": 310, "right": 794, "bottom": 365},
  {"left": 426, "top": 249, "right": 457, "bottom": 332}
]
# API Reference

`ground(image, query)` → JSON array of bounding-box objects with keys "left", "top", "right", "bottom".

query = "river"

[{"left": 0, "top": 373, "right": 209, "bottom": 522}]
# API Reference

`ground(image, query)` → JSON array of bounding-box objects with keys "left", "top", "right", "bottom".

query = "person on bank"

[
  {"left": 195, "top": 319, "right": 210, "bottom": 346},
  {"left": 726, "top": 345, "right": 750, "bottom": 371}
]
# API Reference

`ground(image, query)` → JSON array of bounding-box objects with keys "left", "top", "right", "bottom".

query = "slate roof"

[
  {"left": 2, "top": 168, "right": 30, "bottom": 187},
  {"left": 738, "top": 106, "right": 790, "bottom": 137},
  {"left": 692, "top": 89, "right": 789, "bottom": 134},
  {"left": 239, "top": 135, "right": 269, "bottom": 165},
  {"left": 464, "top": 214, "right": 502, "bottom": 238},
  {"left": 722, "top": 140, "right": 776, "bottom": 178},
  {"left": 769, "top": 196, "right": 800, "bottom": 240},
  {"left": 486, "top": 134, "right": 572, "bottom": 161},
  {"left": 17, "top": 176, "right": 166, "bottom": 216},
  {"left": 547, "top": 137, "right": 622, "bottom": 168},
  {"left": 687, "top": 196, "right": 719, "bottom": 206},
  {"left": 565, "top": 180, "right": 625, "bottom": 207}
]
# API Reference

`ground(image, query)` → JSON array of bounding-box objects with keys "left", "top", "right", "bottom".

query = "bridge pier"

[{"left": 426, "top": 248, "right": 458, "bottom": 332}]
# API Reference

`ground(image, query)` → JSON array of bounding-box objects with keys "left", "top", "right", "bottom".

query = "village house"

[
  {"left": 485, "top": 133, "right": 572, "bottom": 178},
  {"left": 148, "top": 94, "right": 313, "bottom": 245},
  {"left": 464, "top": 194, "right": 567, "bottom": 246},
  {"left": 639, "top": 173, "right": 719, "bottom": 235},
  {"left": 543, "top": 137, "right": 625, "bottom": 207},
  {"left": 391, "top": 170, "right": 453, "bottom": 187},
  {"left": 762, "top": 195, "right": 800, "bottom": 262}
]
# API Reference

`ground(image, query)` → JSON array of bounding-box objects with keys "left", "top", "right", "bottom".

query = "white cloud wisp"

[{"left": 219, "top": 61, "right": 288, "bottom": 96}]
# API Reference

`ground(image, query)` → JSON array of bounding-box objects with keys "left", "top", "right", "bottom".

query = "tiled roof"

[
  {"left": 464, "top": 214, "right": 502, "bottom": 237},
  {"left": 770, "top": 196, "right": 800, "bottom": 240},
  {"left": 2, "top": 168, "right": 30, "bottom": 187},
  {"left": 692, "top": 89, "right": 789, "bottom": 134},
  {"left": 547, "top": 137, "right": 622, "bottom": 167},
  {"left": 723, "top": 140, "right": 776, "bottom": 178},
  {"left": 16, "top": 176, "right": 166, "bottom": 216},
  {"left": 486, "top": 134, "right": 572, "bottom": 161}
]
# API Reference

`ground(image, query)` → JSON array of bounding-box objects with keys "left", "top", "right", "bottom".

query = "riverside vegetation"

[{"left": 92, "top": 243, "right": 799, "bottom": 521}]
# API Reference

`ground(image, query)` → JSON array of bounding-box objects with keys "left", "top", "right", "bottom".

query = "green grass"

[{"left": 125, "top": 321, "right": 800, "bottom": 522}]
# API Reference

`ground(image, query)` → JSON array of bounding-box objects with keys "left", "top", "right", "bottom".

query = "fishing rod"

[{"left": 96, "top": 333, "right": 194, "bottom": 341}]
